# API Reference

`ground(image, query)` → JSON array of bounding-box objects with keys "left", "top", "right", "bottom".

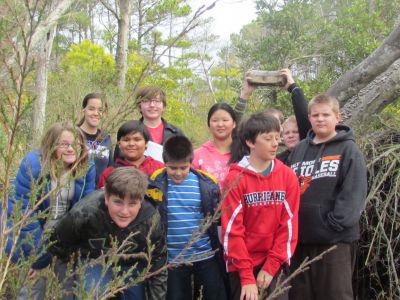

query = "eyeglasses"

[
  {"left": 57, "top": 142, "right": 83, "bottom": 149},
  {"left": 141, "top": 99, "right": 163, "bottom": 106}
]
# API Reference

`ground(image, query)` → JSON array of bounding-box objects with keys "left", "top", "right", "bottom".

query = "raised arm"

[
  {"left": 234, "top": 70, "right": 257, "bottom": 121},
  {"left": 281, "top": 68, "right": 311, "bottom": 139}
]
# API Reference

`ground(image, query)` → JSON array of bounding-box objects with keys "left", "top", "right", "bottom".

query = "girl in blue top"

[{"left": 6, "top": 122, "right": 95, "bottom": 299}]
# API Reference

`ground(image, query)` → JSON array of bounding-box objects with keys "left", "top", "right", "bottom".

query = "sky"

[{"left": 193, "top": 0, "right": 258, "bottom": 42}]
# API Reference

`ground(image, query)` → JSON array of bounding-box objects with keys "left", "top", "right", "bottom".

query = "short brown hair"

[
  {"left": 135, "top": 86, "right": 167, "bottom": 108},
  {"left": 105, "top": 167, "right": 148, "bottom": 200},
  {"left": 282, "top": 115, "right": 297, "bottom": 129},
  {"left": 308, "top": 93, "right": 340, "bottom": 114}
]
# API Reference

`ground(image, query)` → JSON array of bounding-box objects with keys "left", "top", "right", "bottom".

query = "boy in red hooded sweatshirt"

[{"left": 221, "top": 113, "right": 300, "bottom": 300}]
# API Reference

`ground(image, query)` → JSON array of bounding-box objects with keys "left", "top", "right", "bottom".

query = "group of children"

[{"left": 6, "top": 69, "right": 367, "bottom": 300}]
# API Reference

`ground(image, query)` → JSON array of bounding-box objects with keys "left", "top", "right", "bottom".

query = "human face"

[
  {"left": 165, "top": 161, "right": 191, "bottom": 184},
  {"left": 82, "top": 98, "right": 103, "bottom": 129},
  {"left": 246, "top": 131, "right": 281, "bottom": 162},
  {"left": 56, "top": 130, "right": 78, "bottom": 167},
  {"left": 308, "top": 103, "right": 340, "bottom": 142},
  {"left": 209, "top": 109, "right": 236, "bottom": 141},
  {"left": 139, "top": 94, "right": 164, "bottom": 121},
  {"left": 282, "top": 121, "right": 300, "bottom": 151},
  {"left": 105, "top": 194, "right": 141, "bottom": 228},
  {"left": 118, "top": 132, "right": 147, "bottom": 163}
]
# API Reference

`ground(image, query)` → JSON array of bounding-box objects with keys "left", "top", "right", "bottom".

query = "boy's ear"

[
  {"left": 336, "top": 112, "right": 342, "bottom": 123},
  {"left": 245, "top": 139, "right": 255, "bottom": 150},
  {"left": 104, "top": 192, "right": 109, "bottom": 206}
]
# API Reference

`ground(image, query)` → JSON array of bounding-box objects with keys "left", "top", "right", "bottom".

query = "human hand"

[
  {"left": 240, "top": 283, "right": 258, "bottom": 300},
  {"left": 280, "top": 68, "right": 295, "bottom": 90},
  {"left": 27, "top": 268, "right": 38, "bottom": 280},
  {"left": 240, "top": 70, "right": 257, "bottom": 99},
  {"left": 256, "top": 269, "right": 273, "bottom": 290}
]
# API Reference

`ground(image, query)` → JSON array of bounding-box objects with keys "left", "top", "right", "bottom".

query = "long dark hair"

[{"left": 207, "top": 102, "right": 237, "bottom": 127}]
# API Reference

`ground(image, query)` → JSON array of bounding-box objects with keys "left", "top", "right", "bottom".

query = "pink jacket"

[{"left": 192, "top": 141, "right": 231, "bottom": 186}]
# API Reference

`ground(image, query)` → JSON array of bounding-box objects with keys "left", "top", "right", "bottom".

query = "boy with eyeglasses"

[
  {"left": 135, "top": 85, "right": 183, "bottom": 145},
  {"left": 114, "top": 86, "right": 183, "bottom": 162}
]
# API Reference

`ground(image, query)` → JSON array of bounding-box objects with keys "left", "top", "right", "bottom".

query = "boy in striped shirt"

[{"left": 149, "top": 135, "right": 226, "bottom": 300}]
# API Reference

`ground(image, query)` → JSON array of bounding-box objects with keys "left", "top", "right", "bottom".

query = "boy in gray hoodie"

[{"left": 288, "top": 93, "right": 367, "bottom": 300}]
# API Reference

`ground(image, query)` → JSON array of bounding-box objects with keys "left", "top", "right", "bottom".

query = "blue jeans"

[
  {"left": 166, "top": 256, "right": 226, "bottom": 300},
  {"left": 84, "top": 264, "right": 145, "bottom": 300}
]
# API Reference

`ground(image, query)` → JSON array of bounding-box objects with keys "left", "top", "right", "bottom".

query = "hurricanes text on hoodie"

[{"left": 221, "top": 156, "right": 300, "bottom": 285}]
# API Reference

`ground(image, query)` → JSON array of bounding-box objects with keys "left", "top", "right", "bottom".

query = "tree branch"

[
  {"left": 341, "top": 58, "right": 400, "bottom": 125},
  {"left": 99, "top": 0, "right": 119, "bottom": 20},
  {"left": 327, "top": 22, "right": 400, "bottom": 106}
]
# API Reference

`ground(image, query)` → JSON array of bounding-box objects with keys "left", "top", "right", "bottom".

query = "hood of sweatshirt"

[
  {"left": 306, "top": 124, "right": 354, "bottom": 145},
  {"left": 292, "top": 124, "right": 355, "bottom": 177},
  {"left": 228, "top": 156, "right": 284, "bottom": 182}
]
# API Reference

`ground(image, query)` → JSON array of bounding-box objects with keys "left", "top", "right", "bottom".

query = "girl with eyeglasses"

[
  {"left": 6, "top": 122, "right": 95, "bottom": 299},
  {"left": 78, "top": 93, "right": 113, "bottom": 184}
]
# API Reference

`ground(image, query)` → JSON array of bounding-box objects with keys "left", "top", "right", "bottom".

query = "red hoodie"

[
  {"left": 97, "top": 157, "right": 164, "bottom": 188},
  {"left": 221, "top": 156, "right": 300, "bottom": 285}
]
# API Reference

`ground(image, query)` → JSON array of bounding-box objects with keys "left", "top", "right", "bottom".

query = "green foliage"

[
  {"left": 147, "top": 0, "right": 191, "bottom": 21},
  {"left": 59, "top": 40, "right": 115, "bottom": 87}
]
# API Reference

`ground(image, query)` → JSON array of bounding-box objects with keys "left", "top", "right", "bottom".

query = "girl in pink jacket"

[{"left": 192, "top": 103, "right": 237, "bottom": 186}]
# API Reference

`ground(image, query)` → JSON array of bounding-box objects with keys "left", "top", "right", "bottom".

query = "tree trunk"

[
  {"left": 341, "top": 58, "right": 400, "bottom": 125},
  {"left": 115, "top": 0, "right": 132, "bottom": 91},
  {"left": 137, "top": 0, "right": 143, "bottom": 53},
  {"left": 31, "top": 26, "right": 56, "bottom": 141},
  {"left": 327, "top": 22, "right": 400, "bottom": 106},
  {"left": 30, "top": 0, "right": 75, "bottom": 52}
]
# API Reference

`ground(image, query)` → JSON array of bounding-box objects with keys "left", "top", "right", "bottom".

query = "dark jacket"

[
  {"left": 288, "top": 125, "right": 368, "bottom": 244},
  {"left": 50, "top": 190, "right": 167, "bottom": 300},
  {"left": 6, "top": 149, "right": 95, "bottom": 269},
  {"left": 149, "top": 117, "right": 183, "bottom": 145},
  {"left": 276, "top": 149, "right": 291, "bottom": 166},
  {"left": 83, "top": 129, "right": 113, "bottom": 185},
  {"left": 147, "top": 168, "right": 221, "bottom": 252}
]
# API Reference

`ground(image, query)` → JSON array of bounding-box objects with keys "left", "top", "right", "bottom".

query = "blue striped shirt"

[{"left": 167, "top": 171, "right": 213, "bottom": 263}]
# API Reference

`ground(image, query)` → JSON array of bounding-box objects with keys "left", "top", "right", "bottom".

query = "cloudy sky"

[{"left": 193, "top": 0, "right": 257, "bottom": 41}]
